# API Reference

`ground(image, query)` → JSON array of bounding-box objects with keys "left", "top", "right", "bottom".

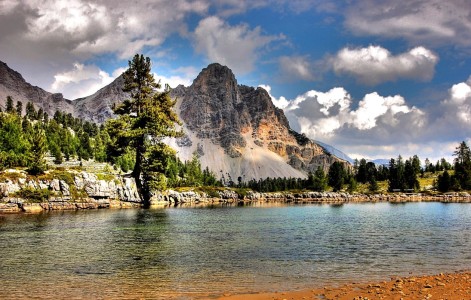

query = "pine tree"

[
  {"left": 27, "top": 123, "right": 47, "bottom": 175},
  {"left": 107, "top": 54, "right": 182, "bottom": 205},
  {"left": 26, "top": 102, "right": 37, "bottom": 120},
  {"left": 453, "top": 141, "right": 471, "bottom": 189},
  {"left": 312, "top": 166, "right": 327, "bottom": 191},
  {"left": 328, "top": 162, "right": 346, "bottom": 192},
  {"left": 437, "top": 170, "right": 451, "bottom": 192},
  {"left": 6, "top": 96, "right": 14, "bottom": 113},
  {"left": 15, "top": 101, "right": 22, "bottom": 116}
]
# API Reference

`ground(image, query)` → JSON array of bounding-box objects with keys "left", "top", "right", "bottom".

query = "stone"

[
  {"left": 59, "top": 180, "right": 70, "bottom": 196},
  {"left": 50, "top": 179, "right": 61, "bottom": 192}
]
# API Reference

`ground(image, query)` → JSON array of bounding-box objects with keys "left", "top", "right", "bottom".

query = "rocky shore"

[
  {"left": 218, "top": 271, "right": 471, "bottom": 300},
  {"left": 2, "top": 169, "right": 471, "bottom": 213},
  {"left": 162, "top": 189, "right": 471, "bottom": 205},
  {"left": 0, "top": 170, "right": 141, "bottom": 213}
]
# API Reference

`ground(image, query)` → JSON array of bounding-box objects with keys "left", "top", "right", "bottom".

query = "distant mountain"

[
  {"left": 314, "top": 140, "right": 354, "bottom": 164},
  {"left": 73, "top": 75, "right": 126, "bottom": 123},
  {"left": 0, "top": 60, "right": 350, "bottom": 180},
  {"left": 371, "top": 159, "right": 390, "bottom": 166}
]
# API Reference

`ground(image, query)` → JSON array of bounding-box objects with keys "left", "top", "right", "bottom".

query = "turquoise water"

[{"left": 1, "top": 202, "right": 470, "bottom": 299}]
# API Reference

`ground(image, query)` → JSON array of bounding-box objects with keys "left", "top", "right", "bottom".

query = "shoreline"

[
  {"left": 1, "top": 169, "right": 471, "bottom": 213},
  {"left": 217, "top": 271, "right": 471, "bottom": 300},
  {"left": 2, "top": 190, "right": 471, "bottom": 213}
]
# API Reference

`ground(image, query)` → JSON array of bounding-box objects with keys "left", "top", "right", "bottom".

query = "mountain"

[
  {"left": 0, "top": 61, "right": 349, "bottom": 180},
  {"left": 0, "top": 61, "right": 74, "bottom": 116},
  {"left": 167, "top": 63, "right": 346, "bottom": 180},
  {"left": 371, "top": 159, "right": 390, "bottom": 166}
]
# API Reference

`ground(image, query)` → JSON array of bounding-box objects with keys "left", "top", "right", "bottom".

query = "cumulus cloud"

[
  {"left": 0, "top": 0, "right": 210, "bottom": 96},
  {"left": 281, "top": 87, "right": 426, "bottom": 157},
  {"left": 275, "top": 75, "right": 471, "bottom": 160},
  {"left": 278, "top": 56, "right": 315, "bottom": 81},
  {"left": 193, "top": 16, "right": 284, "bottom": 74},
  {"left": 50, "top": 63, "right": 121, "bottom": 99},
  {"left": 438, "top": 76, "right": 471, "bottom": 126},
  {"left": 332, "top": 45, "right": 438, "bottom": 85},
  {"left": 344, "top": 0, "right": 471, "bottom": 48},
  {"left": 154, "top": 66, "right": 198, "bottom": 89}
]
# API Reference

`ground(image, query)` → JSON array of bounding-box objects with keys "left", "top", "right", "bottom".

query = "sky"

[{"left": 1, "top": 0, "right": 471, "bottom": 163}]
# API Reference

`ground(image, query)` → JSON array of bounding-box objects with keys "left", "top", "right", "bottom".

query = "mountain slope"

[
  {"left": 0, "top": 61, "right": 74, "bottom": 116},
  {"left": 73, "top": 75, "right": 127, "bottom": 124}
]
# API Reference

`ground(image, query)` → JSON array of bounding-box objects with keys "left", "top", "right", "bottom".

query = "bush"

[{"left": 15, "top": 187, "right": 51, "bottom": 203}]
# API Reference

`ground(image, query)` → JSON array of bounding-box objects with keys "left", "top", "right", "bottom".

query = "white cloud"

[
  {"left": 440, "top": 77, "right": 471, "bottom": 125},
  {"left": 351, "top": 93, "right": 410, "bottom": 130},
  {"left": 332, "top": 45, "right": 438, "bottom": 85},
  {"left": 344, "top": 0, "right": 471, "bottom": 48},
  {"left": 154, "top": 66, "right": 198, "bottom": 89},
  {"left": 193, "top": 16, "right": 283, "bottom": 74},
  {"left": 50, "top": 63, "right": 118, "bottom": 99},
  {"left": 0, "top": 0, "right": 212, "bottom": 98},
  {"left": 278, "top": 56, "right": 315, "bottom": 81},
  {"left": 282, "top": 87, "right": 426, "bottom": 154},
  {"left": 0, "top": 0, "right": 19, "bottom": 14}
]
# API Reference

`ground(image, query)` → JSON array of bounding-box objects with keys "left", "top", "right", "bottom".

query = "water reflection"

[{"left": 0, "top": 203, "right": 470, "bottom": 299}]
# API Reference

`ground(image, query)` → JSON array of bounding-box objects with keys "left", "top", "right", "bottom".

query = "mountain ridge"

[{"left": 0, "top": 60, "right": 350, "bottom": 180}]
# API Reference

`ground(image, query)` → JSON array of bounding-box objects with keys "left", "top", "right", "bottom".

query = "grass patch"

[
  {"left": 96, "top": 173, "right": 116, "bottom": 182},
  {"left": 48, "top": 170, "right": 75, "bottom": 185},
  {"left": 0, "top": 170, "right": 26, "bottom": 183}
]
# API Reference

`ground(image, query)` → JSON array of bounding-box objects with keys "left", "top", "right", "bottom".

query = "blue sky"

[{"left": 2, "top": 0, "right": 471, "bottom": 162}]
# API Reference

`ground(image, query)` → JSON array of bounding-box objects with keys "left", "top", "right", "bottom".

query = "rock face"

[
  {"left": 73, "top": 75, "right": 128, "bottom": 123},
  {"left": 0, "top": 60, "right": 125, "bottom": 123},
  {"left": 170, "top": 63, "right": 346, "bottom": 180}
]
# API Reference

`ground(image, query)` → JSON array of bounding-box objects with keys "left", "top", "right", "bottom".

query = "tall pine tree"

[{"left": 107, "top": 54, "right": 181, "bottom": 205}]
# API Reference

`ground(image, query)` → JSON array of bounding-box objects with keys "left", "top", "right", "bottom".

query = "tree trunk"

[{"left": 132, "top": 136, "right": 150, "bottom": 208}]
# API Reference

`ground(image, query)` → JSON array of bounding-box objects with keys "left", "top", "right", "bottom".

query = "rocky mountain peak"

[
  {"left": 173, "top": 63, "right": 347, "bottom": 178},
  {"left": 191, "top": 63, "right": 241, "bottom": 104}
]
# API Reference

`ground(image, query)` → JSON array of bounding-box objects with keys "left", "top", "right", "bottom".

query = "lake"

[{"left": 1, "top": 202, "right": 470, "bottom": 299}]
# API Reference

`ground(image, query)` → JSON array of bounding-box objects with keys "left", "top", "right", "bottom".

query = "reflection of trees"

[{"left": 109, "top": 209, "right": 171, "bottom": 286}]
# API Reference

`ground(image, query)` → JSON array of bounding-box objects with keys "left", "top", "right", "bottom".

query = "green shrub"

[
  {"left": 15, "top": 187, "right": 51, "bottom": 203},
  {"left": 0, "top": 170, "right": 26, "bottom": 183}
]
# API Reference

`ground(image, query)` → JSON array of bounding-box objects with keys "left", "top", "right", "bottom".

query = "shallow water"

[{"left": 1, "top": 202, "right": 470, "bottom": 299}]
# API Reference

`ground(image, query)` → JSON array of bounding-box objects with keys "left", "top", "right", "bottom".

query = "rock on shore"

[{"left": 0, "top": 170, "right": 141, "bottom": 212}]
